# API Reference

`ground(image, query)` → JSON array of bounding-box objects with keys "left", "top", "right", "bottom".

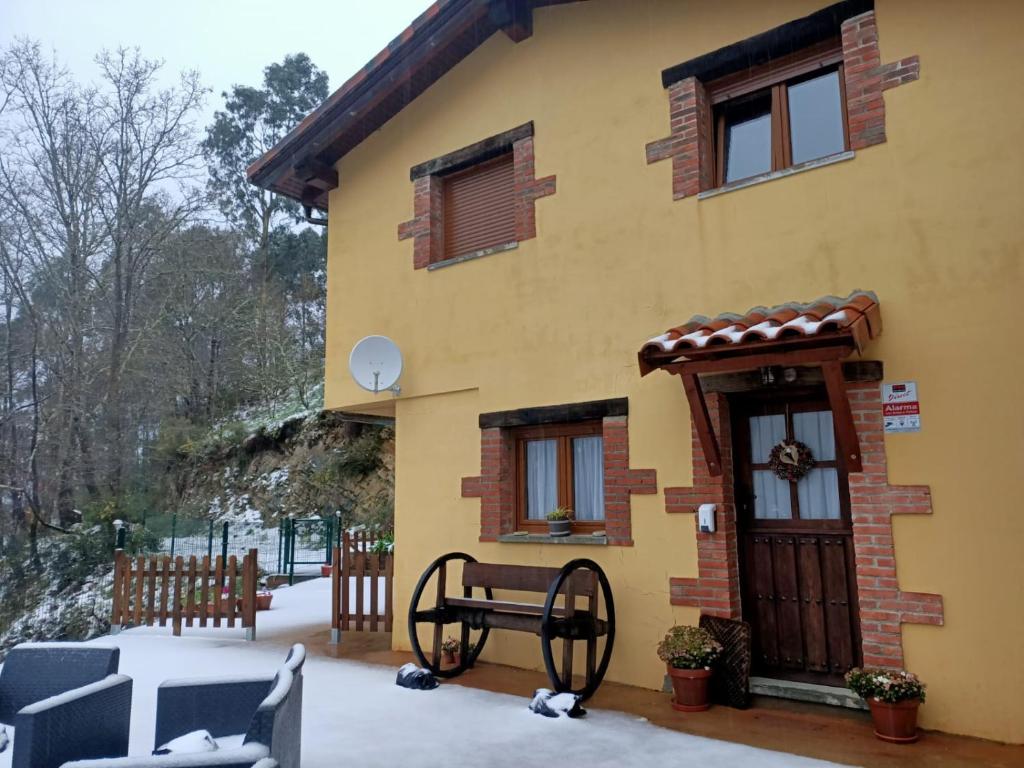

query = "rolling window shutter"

[{"left": 443, "top": 153, "right": 516, "bottom": 259}]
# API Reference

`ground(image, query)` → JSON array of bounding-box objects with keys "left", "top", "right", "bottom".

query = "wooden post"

[
  {"left": 120, "top": 553, "right": 134, "bottom": 628},
  {"left": 369, "top": 553, "right": 380, "bottom": 632},
  {"left": 341, "top": 534, "right": 350, "bottom": 632},
  {"left": 330, "top": 547, "right": 342, "bottom": 644},
  {"left": 199, "top": 556, "right": 211, "bottom": 628},
  {"left": 132, "top": 556, "right": 145, "bottom": 626},
  {"left": 171, "top": 556, "right": 184, "bottom": 637},
  {"left": 355, "top": 551, "right": 366, "bottom": 633},
  {"left": 158, "top": 557, "right": 170, "bottom": 627},
  {"left": 185, "top": 556, "right": 198, "bottom": 628},
  {"left": 384, "top": 553, "right": 394, "bottom": 632},
  {"left": 226, "top": 555, "right": 238, "bottom": 628},
  {"left": 110, "top": 550, "right": 125, "bottom": 633},
  {"left": 242, "top": 548, "right": 257, "bottom": 640},
  {"left": 145, "top": 555, "right": 157, "bottom": 626},
  {"left": 213, "top": 555, "right": 223, "bottom": 628}
]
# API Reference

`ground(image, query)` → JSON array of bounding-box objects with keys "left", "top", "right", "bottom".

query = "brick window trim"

[
  {"left": 646, "top": 9, "right": 920, "bottom": 200},
  {"left": 665, "top": 380, "right": 943, "bottom": 670},
  {"left": 398, "top": 122, "right": 556, "bottom": 269},
  {"left": 462, "top": 413, "right": 656, "bottom": 546}
]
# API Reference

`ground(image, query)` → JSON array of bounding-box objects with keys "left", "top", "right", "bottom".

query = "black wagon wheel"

[
  {"left": 408, "top": 552, "right": 491, "bottom": 679},
  {"left": 540, "top": 558, "right": 615, "bottom": 700}
]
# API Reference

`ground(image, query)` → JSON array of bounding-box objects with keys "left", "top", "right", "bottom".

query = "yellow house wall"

[{"left": 323, "top": 0, "right": 1024, "bottom": 743}]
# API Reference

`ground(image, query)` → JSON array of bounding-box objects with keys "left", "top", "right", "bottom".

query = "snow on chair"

[
  {"left": 63, "top": 645, "right": 304, "bottom": 768},
  {"left": 0, "top": 643, "right": 131, "bottom": 768}
]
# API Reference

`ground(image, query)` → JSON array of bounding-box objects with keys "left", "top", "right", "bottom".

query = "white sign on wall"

[{"left": 882, "top": 381, "right": 921, "bottom": 433}]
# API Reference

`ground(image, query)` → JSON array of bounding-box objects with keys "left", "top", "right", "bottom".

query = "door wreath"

[{"left": 768, "top": 439, "right": 815, "bottom": 481}]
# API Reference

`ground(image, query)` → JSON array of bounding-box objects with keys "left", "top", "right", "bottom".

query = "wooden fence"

[
  {"left": 111, "top": 548, "right": 259, "bottom": 639},
  {"left": 343, "top": 529, "right": 390, "bottom": 554},
  {"left": 330, "top": 536, "right": 393, "bottom": 641}
]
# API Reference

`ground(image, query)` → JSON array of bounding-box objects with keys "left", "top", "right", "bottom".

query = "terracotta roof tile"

[{"left": 640, "top": 290, "right": 881, "bottom": 365}]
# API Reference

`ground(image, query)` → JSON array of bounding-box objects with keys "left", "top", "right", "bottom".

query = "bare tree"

[
  {"left": 0, "top": 40, "right": 106, "bottom": 526},
  {"left": 92, "top": 48, "right": 207, "bottom": 498}
]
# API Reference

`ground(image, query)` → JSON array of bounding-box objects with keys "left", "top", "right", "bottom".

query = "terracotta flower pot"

[
  {"left": 667, "top": 665, "right": 712, "bottom": 712},
  {"left": 255, "top": 593, "right": 273, "bottom": 611},
  {"left": 442, "top": 650, "right": 456, "bottom": 665},
  {"left": 321, "top": 564, "right": 333, "bottom": 577},
  {"left": 868, "top": 698, "right": 920, "bottom": 743}
]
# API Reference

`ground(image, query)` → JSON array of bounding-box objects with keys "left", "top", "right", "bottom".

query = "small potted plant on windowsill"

[
  {"left": 546, "top": 507, "right": 573, "bottom": 537},
  {"left": 441, "top": 637, "right": 460, "bottom": 666},
  {"left": 658, "top": 625, "right": 722, "bottom": 712},
  {"left": 846, "top": 667, "right": 926, "bottom": 743}
]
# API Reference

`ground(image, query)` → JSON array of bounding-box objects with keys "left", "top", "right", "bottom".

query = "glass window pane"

[
  {"left": 572, "top": 436, "right": 604, "bottom": 521},
  {"left": 753, "top": 470, "right": 792, "bottom": 519},
  {"left": 797, "top": 467, "right": 841, "bottom": 520},
  {"left": 525, "top": 439, "right": 558, "bottom": 520},
  {"left": 749, "top": 414, "right": 787, "bottom": 463},
  {"left": 724, "top": 98, "right": 772, "bottom": 182},
  {"left": 793, "top": 411, "right": 836, "bottom": 461},
  {"left": 788, "top": 70, "right": 845, "bottom": 165}
]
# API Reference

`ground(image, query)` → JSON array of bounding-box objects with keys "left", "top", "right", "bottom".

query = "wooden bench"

[{"left": 407, "top": 553, "right": 615, "bottom": 699}]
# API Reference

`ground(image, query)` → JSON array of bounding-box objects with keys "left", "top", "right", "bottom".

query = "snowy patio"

[{"left": 42, "top": 578, "right": 845, "bottom": 768}]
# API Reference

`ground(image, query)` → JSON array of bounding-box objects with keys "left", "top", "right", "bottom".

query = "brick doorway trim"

[{"left": 666, "top": 381, "right": 943, "bottom": 669}]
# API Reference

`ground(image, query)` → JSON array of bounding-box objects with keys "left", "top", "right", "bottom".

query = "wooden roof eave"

[{"left": 248, "top": 1, "right": 590, "bottom": 206}]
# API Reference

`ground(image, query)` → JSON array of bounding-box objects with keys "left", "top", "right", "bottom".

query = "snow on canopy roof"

[{"left": 639, "top": 290, "right": 881, "bottom": 371}]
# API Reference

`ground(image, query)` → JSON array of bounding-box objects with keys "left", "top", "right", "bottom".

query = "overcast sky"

[{"left": 0, "top": 0, "right": 430, "bottom": 128}]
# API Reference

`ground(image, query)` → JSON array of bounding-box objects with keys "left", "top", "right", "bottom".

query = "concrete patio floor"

[{"left": 284, "top": 626, "right": 1022, "bottom": 768}]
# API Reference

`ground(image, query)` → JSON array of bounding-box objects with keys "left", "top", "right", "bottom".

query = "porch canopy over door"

[{"left": 637, "top": 291, "right": 882, "bottom": 475}]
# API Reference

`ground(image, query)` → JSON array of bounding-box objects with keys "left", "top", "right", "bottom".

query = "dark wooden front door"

[{"left": 733, "top": 392, "right": 861, "bottom": 684}]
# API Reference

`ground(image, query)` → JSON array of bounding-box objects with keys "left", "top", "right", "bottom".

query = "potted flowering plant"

[
  {"left": 846, "top": 668, "right": 926, "bottom": 743},
  {"left": 546, "top": 507, "right": 573, "bottom": 537},
  {"left": 657, "top": 625, "right": 722, "bottom": 712},
  {"left": 441, "top": 637, "right": 461, "bottom": 665},
  {"left": 255, "top": 589, "right": 274, "bottom": 611}
]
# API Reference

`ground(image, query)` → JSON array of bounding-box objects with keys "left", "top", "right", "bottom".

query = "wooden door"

[{"left": 733, "top": 392, "right": 861, "bottom": 685}]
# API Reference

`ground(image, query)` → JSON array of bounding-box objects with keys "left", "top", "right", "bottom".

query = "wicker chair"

[
  {"left": 0, "top": 643, "right": 131, "bottom": 768},
  {"left": 64, "top": 645, "right": 304, "bottom": 768}
]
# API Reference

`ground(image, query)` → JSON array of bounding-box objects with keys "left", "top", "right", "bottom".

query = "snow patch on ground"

[{"left": 21, "top": 579, "right": 850, "bottom": 768}]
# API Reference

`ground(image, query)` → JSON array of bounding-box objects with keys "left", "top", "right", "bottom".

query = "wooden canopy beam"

[
  {"left": 680, "top": 373, "right": 722, "bottom": 477},
  {"left": 822, "top": 360, "right": 863, "bottom": 472},
  {"left": 660, "top": 346, "right": 864, "bottom": 477}
]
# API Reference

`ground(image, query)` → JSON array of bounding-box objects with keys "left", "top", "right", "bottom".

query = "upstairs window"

[
  {"left": 712, "top": 44, "right": 849, "bottom": 186},
  {"left": 515, "top": 422, "right": 605, "bottom": 532},
  {"left": 443, "top": 152, "right": 516, "bottom": 260},
  {"left": 400, "top": 122, "right": 554, "bottom": 270}
]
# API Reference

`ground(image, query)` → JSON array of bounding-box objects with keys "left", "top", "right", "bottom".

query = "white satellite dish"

[{"left": 349, "top": 335, "right": 403, "bottom": 396}]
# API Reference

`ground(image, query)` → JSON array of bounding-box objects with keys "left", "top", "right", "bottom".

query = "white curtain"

[
  {"left": 573, "top": 436, "right": 605, "bottom": 521},
  {"left": 749, "top": 414, "right": 791, "bottom": 519},
  {"left": 794, "top": 411, "right": 840, "bottom": 520},
  {"left": 753, "top": 470, "right": 791, "bottom": 519},
  {"left": 526, "top": 439, "right": 558, "bottom": 520},
  {"left": 793, "top": 411, "right": 836, "bottom": 460},
  {"left": 750, "top": 414, "right": 786, "bottom": 462}
]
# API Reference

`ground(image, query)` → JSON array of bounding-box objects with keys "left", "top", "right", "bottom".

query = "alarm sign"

[{"left": 882, "top": 381, "right": 921, "bottom": 433}]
